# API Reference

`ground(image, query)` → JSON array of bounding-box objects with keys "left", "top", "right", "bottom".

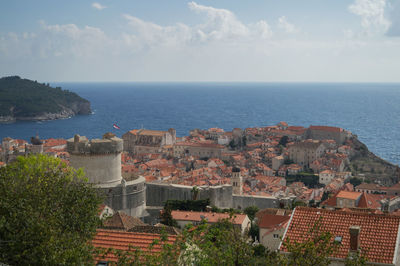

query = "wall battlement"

[{"left": 67, "top": 134, "right": 123, "bottom": 155}]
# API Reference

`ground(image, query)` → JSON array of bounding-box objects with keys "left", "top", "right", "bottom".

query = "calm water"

[{"left": 1, "top": 82, "right": 400, "bottom": 165}]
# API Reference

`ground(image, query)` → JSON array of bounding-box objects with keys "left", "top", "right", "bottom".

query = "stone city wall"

[{"left": 232, "top": 195, "right": 280, "bottom": 210}]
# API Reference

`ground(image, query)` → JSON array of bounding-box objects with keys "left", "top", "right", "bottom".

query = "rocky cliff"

[{"left": 348, "top": 136, "right": 400, "bottom": 186}]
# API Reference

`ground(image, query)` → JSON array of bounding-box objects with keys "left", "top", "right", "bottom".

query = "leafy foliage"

[
  {"left": 180, "top": 218, "right": 254, "bottom": 265},
  {"left": 345, "top": 250, "right": 367, "bottom": 266},
  {"left": 0, "top": 154, "right": 102, "bottom": 265},
  {"left": 244, "top": 206, "right": 259, "bottom": 221},
  {"left": 349, "top": 177, "right": 363, "bottom": 187},
  {"left": 165, "top": 199, "right": 210, "bottom": 212},
  {"left": 0, "top": 76, "right": 90, "bottom": 116},
  {"left": 279, "top": 135, "right": 289, "bottom": 147},
  {"left": 286, "top": 173, "right": 320, "bottom": 188},
  {"left": 160, "top": 205, "right": 178, "bottom": 227}
]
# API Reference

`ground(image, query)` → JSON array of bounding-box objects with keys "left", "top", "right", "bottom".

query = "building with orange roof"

[
  {"left": 319, "top": 169, "right": 336, "bottom": 185},
  {"left": 43, "top": 138, "right": 67, "bottom": 150},
  {"left": 171, "top": 210, "right": 250, "bottom": 233},
  {"left": 288, "top": 140, "right": 326, "bottom": 169},
  {"left": 306, "top": 125, "right": 349, "bottom": 144},
  {"left": 321, "top": 190, "right": 390, "bottom": 211},
  {"left": 258, "top": 212, "right": 290, "bottom": 251},
  {"left": 122, "top": 128, "right": 176, "bottom": 155},
  {"left": 92, "top": 229, "right": 178, "bottom": 264},
  {"left": 173, "top": 141, "right": 224, "bottom": 159},
  {"left": 102, "top": 211, "right": 146, "bottom": 231},
  {"left": 280, "top": 207, "right": 400, "bottom": 265}
]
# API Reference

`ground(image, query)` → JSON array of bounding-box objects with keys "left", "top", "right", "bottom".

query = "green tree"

[
  {"left": 160, "top": 205, "right": 178, "bottom": 227},
  {"left": 242, "top": 136, "right": 247, "bottom": 147},
  {"left": 243, "top": 206, "right": 259, "bottom": 221},
  {"left": 349, "top": 177, "right": 362, "bottom": 187},
  {"left": 0, "top": 154, "right": 102, "bottom": 265},
  {"left": 191, "top": 186, "right": 200, "bottom": 200},
  {"left": 229, "top": 139, "right": 236, "bottom": 149},
  {"left": 345, "top": 250, "right": 367, "bottom": 266},
  {"left": 279, "top": 135, "right": 289, "bottom": 147},
  {"left": 180, "top": 218, "right": 254, "bottom": 265}
]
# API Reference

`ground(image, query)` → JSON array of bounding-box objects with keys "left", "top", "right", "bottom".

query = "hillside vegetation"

[
  {"left": 0, "top": 76, "right": 91, "bottom": 121},
  {"left": 348, "top": 136, "right": 400, "bottom": 185}
]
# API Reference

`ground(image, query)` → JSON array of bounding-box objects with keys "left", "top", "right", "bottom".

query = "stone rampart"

[
  {"left": 98, "top": 176, "right": 147, "bottom": 217},
  {"left": 67, "top": 135, "right": 123, "bottom": 155},
  {"left": 146, "top": 183, "right": 232, "bottom": 209},
  {"left": 232, "top": 195, "right": 280, "bottom": 210}
]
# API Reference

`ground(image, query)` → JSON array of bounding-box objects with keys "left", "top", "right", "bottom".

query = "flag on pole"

[{"left": 113, "top": 123, "right": 120, "bottom": 130}]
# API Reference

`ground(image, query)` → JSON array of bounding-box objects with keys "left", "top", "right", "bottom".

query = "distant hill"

[{"left": 0, "top": 76, "right": 91, "bottom": 122}]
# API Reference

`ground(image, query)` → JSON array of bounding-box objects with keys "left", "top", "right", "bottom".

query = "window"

[{"left": 273, "top": 234, "right": 279, "bottom": 239}]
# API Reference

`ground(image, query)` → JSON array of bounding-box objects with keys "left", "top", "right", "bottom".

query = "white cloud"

[
  {"left": 188, "top": 1, "right": 249, "bottom": 40},
  {"left": 92, "top": 2, "right": 106, "bottom": 10},
  {"left": 348, "top": 0, "right": 390, "bottom": 34},
  {"left": 278, "top": 16, "right": 298, "bottom": 33},
  {"left": 386, "top": 0, "right": 400, "bottom": 36},
  {"left": 122, "top": 1, "right": 272, "bottom": 47},
  {"left": 2, "top": 2, "right": 400, "bottom": 81}
]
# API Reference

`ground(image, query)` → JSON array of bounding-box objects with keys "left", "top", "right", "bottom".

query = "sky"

[{"left": 0, "top": 0, "right": 400, "bottom": 82}]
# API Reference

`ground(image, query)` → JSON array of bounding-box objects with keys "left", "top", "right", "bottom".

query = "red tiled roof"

[
  {"left": 358, "top": 193, "right": 386, "bottom": 210},
  {"left": 93, "top": 229, "right": 178, "bottom": 262},
  {"left": 128, "top": 129, "right": 167, "bottom": 136},
  {"left": 171, "top": 210, "right": 247, "bottom": 225},
  {"left": 258, "top": 214, "right": 290, "bottom": 229},
  {"left": 309, "top": 125, "right": 343, "bottom": 132},
  {"left": 43, "top": 138, "right": 67, "bottom": 147},
  {"left": 336, "top": 191, "right": 362, "bottom": 200},
  {"left": 103, "top": 211, "right": 146, "bottom": 231},
  {"left": 175, "top": 142, "right": 224, "bottom": 149},
  {"left": 280, "top": 207, "right": 400, "bottom": 264}
]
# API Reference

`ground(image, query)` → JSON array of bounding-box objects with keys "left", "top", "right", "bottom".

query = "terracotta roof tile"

[
  {"left": 336, "top": 191, "right": 362, "bottom": 200},
  {"left": 309, "top": 125, "right": 343, "bottom": 132},
  {"left": 280, "top": 207, "right": 400, "bottom": 264},
  {"left": 171, "top": 210, "right": 247, "bottom": 225},
  {"left": 93, "top": 229, "right": 177, "bottom": 262},
  {"left": 258, "top": 214, "right": 290, "bottom": 229},
  {"left": 103, "top": 211, "right": 146, "bottom": 231}
]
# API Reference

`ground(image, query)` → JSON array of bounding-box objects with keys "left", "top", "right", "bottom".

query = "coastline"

[{"left": 0, "top": 111, "right": 86, "bottom": 124}]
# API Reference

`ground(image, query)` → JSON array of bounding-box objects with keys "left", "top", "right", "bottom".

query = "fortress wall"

[
  {"left": 232, "top": 195, "right": 280, "bottom": 210},
  {"left": 146, "top": 183, "right": 195, "bottom": 206},
  {"left": 123, "top": 178, "right": 146, "bottom": 217},
  {"left": 70, "top": 153, "right": 122, "bottom": 184},
  {"left": 145, "top": 183, "right": 233, "bottom": 209},
  {"left": 209, "top": 185, "right": 233, "bottom": 209},
  {"left": 99, "top": 177, "right": 147, "bottom": 218}
]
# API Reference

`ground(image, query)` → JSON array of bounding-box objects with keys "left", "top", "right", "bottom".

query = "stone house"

[
  {"left": 171, "top": 210, "right": 250, "bottom": 234},
  {"left": 288, "top": 140, "right": 326, "bottom": 169},
  {"left": 173, "top": 142, "right": 224, "bottom": 159},
  {"left": 306, "top": 125, "right": 348, "bottom": 144},
  {"left": 319, "top": 169, "right": 336, "bottom": 185},
  {"left": 122, "top": 128, "right": 176, "bottom": 155}
]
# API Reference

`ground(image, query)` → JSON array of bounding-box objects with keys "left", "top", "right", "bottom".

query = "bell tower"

[{"left": 231, "top": 167, "right": 242, "bottom": 195}]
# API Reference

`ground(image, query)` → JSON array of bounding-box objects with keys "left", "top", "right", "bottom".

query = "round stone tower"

[
  {"left": 67, "top": 134, "right": 146, "bottom": 218},
  {"left": 67, "top": 134, "right": 123, "bottom": 186},
  {"left": 30, "top": 135, "right": 43, "bottom": 154}
]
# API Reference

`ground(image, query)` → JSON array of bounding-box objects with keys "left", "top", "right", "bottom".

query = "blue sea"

[{"left": 1, "top": 82, "right": 400, "bottom": 165}]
